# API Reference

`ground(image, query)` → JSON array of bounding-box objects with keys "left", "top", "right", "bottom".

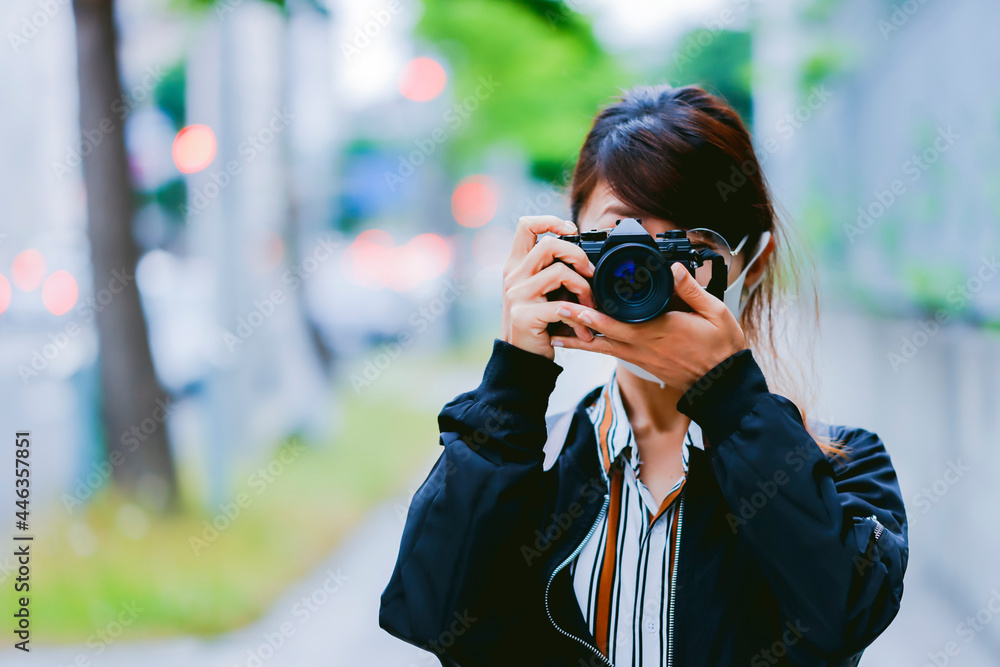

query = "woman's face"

[{"left": 576, "top": 180, "right": 749, "bottom": 287}]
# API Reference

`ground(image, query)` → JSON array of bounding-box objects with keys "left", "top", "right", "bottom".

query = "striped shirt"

[{"left": 569, "top": 367, "right": 703, "bottom": 665}]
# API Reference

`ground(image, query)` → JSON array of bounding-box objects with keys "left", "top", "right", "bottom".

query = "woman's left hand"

[{"left": 549, "top": 262, "right": 748, "bottom": 393}]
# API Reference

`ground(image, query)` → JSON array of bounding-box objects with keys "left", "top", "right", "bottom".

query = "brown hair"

[{"left": 568, "top": 84, "right": 841, "bottom": 456}]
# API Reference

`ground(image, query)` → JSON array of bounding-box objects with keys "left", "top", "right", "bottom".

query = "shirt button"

[{"left": 644, "top": 617, "right": 658, "bottom": 633}]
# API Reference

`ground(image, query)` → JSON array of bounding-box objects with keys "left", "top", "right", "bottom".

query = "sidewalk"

[{"left": 0, "top": 498, "right": 430, "bottom": 667}]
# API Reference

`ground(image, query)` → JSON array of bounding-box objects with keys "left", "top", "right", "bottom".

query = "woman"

[{"left": 379, "top": 84, "right": 908, "bottom": 666}]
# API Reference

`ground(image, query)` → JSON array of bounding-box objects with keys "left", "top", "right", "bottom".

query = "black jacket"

[{"left": 379, "top": 340, "right": 908, "bottom": 666}]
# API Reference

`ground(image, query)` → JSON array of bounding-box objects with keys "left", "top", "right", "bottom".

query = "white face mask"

[
  {"left": 722, "top": 230, "right": 771, "bottom": 319},
  {"left": 616, "top": 231, "right": 772, "bottom": 387}
]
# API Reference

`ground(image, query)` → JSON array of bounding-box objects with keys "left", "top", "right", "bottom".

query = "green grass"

[{"left": 7, "top": 382, "right": 443, "bottom": 644}]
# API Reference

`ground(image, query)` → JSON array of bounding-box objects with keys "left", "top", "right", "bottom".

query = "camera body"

[{"left": 545, "top": 218, "right": 726, "bottom": 333}]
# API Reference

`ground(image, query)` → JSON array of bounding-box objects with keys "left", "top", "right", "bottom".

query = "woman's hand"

[
  {"left": 501, "top": 215, "right": 598, "bottom": 360},
  {"left": 548, "top": 262, "right": 748, "bottom": 391}
]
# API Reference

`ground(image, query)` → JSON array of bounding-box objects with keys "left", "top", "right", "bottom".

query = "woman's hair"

[{"left": 568, "top": 83, "right": 841, "bottom": 456}]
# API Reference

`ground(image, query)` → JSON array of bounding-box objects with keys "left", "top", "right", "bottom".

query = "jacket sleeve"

[
  {"left": 677, "top": 349, "right": 908, "bottom": 661},
  {"left": 378, "top": 339, "right": 562, "bottom": 661}
]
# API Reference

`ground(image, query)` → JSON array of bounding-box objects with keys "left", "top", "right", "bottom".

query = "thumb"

[{"left": 670, "top": 262, "right": 719, "bottom": 317}]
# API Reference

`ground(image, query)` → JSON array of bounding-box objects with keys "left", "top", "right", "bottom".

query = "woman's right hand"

[{"left": 501, "top": 215, "right": 597, "bottom": 360}]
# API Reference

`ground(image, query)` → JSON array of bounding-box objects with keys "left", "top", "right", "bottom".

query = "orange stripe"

[
  {"left": 649, "top": 482, "right": 685, "bottom": 526},
  {"left": 593, "top": 466, "right": 623, "bottom": 657},
  {"left": 598, "top": 385, "right": 614, "bottom": 473}
]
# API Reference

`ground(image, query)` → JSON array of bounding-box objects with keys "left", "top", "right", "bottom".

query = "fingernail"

[
  {"left": 557, "top": 307, "right": 572, "bottom": 317},
  {"left": 671, "top": 263, "right": 684, "bottom": 278},
  {"left": 579, "top": 312, "right": 593, "bottom": 325},
  {"left": 564, "top": 222, "right": 577, "bottom": 232},
  {"left": 551, "top": 339, "right": 564, "bottom": 347},
  {"left": 588, "top": 261, "right": 596, "bottom": 273}
]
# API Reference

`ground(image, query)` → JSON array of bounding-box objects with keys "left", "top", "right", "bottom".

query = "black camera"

[{"left": 545, "top": 218, "right": 727, "bottom": 333}]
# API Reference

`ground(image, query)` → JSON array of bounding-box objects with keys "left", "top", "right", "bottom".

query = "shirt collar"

[{"left": 587, "top": 366, "right": 703, "bottom": 477}]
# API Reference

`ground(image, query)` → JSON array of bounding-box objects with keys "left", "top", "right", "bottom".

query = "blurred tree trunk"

[
  {"left": 72, "top": 0, "right": 179, "bottom": 510},
  {"left": 278, "top": 3, "right": 334, "bottom": 374}
]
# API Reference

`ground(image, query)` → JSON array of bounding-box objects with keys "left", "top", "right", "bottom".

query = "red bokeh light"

[
  {"left": 0, "top": 274, "right": 11, "bottom": 314},
  {"left": 344, "top": 229, "right": 396, "bottom": 290},
  {"left": 172, "top": 124, "right": 217, "bottom": 174},
  {"left": 399, "top": 57, "right": 447, "bottom": 102},
  {"left": 42, "top": 270, "right": 79, "bottom": 316},
  {"left": 391, "top": 233, "right": 452, "bottom": 291},
  {"left": 451, "top": 175, "right": 498, "bottom": 228},
  {"left": 344, "top": 230, "right": 453, "bottom": 291},
  {"left": 12, "top": 249, "right": 46, "bottom": 292}
]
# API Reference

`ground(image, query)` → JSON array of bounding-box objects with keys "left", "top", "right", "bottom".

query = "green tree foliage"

[{"left": 416, "top": 0, "right": 632, "bottom": 182}]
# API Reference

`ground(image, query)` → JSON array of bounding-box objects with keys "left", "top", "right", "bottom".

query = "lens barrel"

[{"left": 592, "top": 243, "right": 675, "bottom": 323}]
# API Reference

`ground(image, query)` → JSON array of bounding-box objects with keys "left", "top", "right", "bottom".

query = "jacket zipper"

[
  {"left": 666, "top": 493, "right": 685, "bottom": 667},
  {"left": 544, "top": 493, "right": 613, "bottom": 667}
]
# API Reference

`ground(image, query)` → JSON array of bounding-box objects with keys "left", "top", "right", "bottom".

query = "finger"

[
  {"left": 504, "top": 216, "right": 578, "bottom": 278},
  {"left": 670, "top": 262, "right": 725, "bottom": 320},
  {"left": 519, "top": 301, "right": 594, "bottom": 341},
  {"left": 512, "top": 234, "right": 595, "bottom": 282},
  {"left": 550, "top": 332, "right": 631, "bottom": 357},
  {"left": 550, "top": 302, "right": 595, "bottom": 341},
  {"left": 509, "top": 262, "right": 595, "bottom": 309},
  {"left": 557, "top": 303, "right": 638, "bottom": 342}
]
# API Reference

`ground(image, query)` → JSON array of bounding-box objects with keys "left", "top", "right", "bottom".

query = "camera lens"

[
  {"left": 593, "top": 244, "right": 674, "bottom": 322},
  {"left": 611, "top": 259, "right": 653, "bottom": 305}
]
